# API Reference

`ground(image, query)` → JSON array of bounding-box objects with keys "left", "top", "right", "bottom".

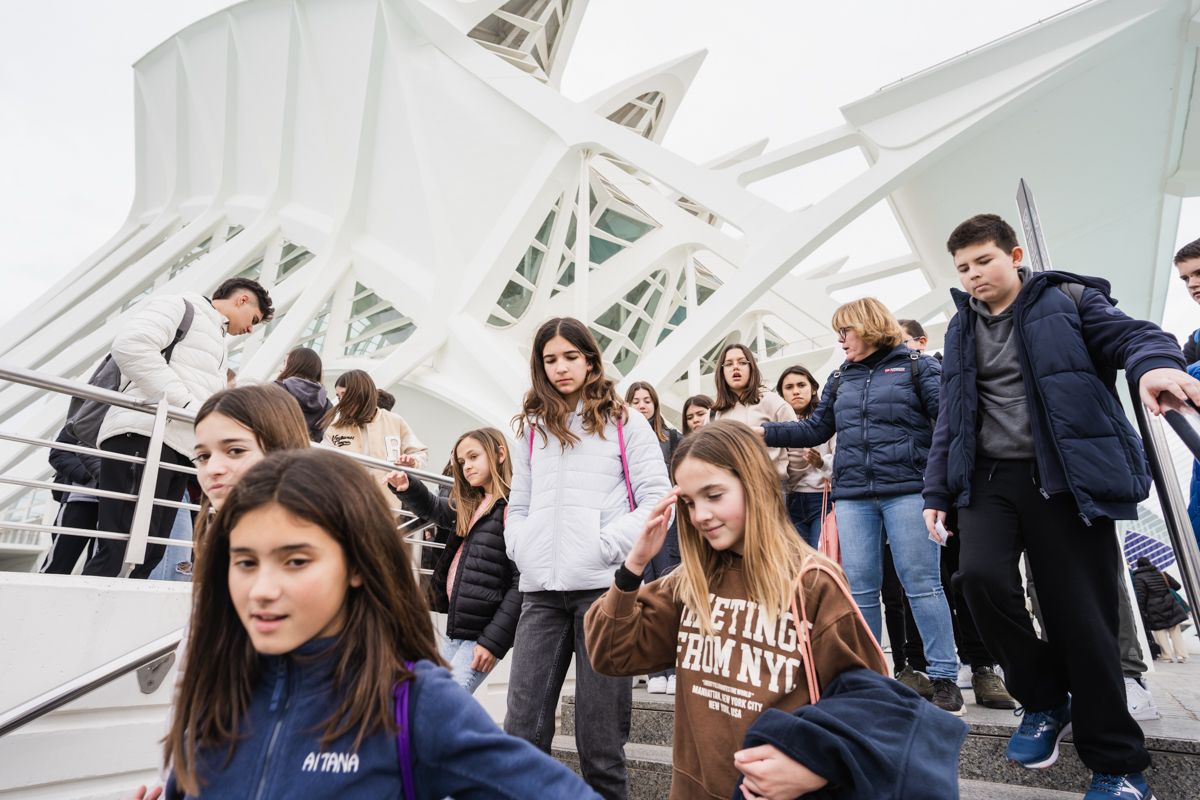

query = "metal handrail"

[{"left": 0, "top": 629, "right": 184, "bottom": 737}]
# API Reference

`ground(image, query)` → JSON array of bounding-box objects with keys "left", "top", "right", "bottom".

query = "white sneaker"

[
  {"left": 957, "top": 662, "right": 973, "bottom": 689},
  {"left": 647, "top": 676, "right": 668, "bottom": 694},
  {"left": 666, "top": 675, "right": 676, "bottom": 695},
  {"left": 1124, "top": 676, "right": 1160, "bottom": 721}
]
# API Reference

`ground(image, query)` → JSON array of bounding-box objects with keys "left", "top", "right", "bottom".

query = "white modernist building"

[{"left": 3, "top": 0, "right": 1200, "bottom": 793}]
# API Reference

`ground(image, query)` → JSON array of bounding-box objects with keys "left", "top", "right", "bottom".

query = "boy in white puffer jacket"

[{"left": 83, "top": 278, "right": 273, "bottom": 578}]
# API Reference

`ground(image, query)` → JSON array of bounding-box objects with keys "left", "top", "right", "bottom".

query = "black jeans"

[
  {"left": 901, "top": 507, "right": 997, "bottom": 672},
  {"left": 41, "top": 501, "right": 99, "bottom": 574},
  {"left": 83, "top": 433, "right": 192, "bottom": 579},
  {"left": 958, "top": 458, "right": 1149, "bottom": 774},
  {"left": 504, "top": 589, "right": 632, "bottom": 800}
]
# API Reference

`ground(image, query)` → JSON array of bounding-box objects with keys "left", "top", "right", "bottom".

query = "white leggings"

[{"left": 1152, "top": 625, "right": 1189, "bottom": 661}]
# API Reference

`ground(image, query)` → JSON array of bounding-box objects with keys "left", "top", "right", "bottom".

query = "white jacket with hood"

[
  {"left": 505, "top": 405, "right": 671, "bottom": 592},
  {"left": 97, "top": 293, "right": 230, "bottom": 457}
]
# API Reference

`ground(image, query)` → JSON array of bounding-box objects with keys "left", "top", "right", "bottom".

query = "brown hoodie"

[{"left": 584, "top": 557, "right": 886, "bottom": 799}]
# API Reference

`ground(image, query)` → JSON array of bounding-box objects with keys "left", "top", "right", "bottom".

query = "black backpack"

[
  {"left": 824, "top": 350, "right": 929, "bottom": 420},
  {"left": 63, "top": 299, "right": 195, "bottom": 449}
]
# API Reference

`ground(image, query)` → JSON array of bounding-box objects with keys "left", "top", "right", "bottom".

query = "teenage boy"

[{"left": 923, "top": 214, "right": 1200, "bottom": 800}]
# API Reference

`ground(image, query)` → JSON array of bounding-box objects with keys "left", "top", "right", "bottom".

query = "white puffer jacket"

[
  {"left": 97, "top": 293, "right": 230, "bottom": 457},
  {"left": 505, "top": 406, "right": 671, "bottom": 592}
]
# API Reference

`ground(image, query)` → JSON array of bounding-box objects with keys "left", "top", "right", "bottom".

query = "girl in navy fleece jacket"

[{"left": 144, "top": 448, "right": 596, "bottom": 800}]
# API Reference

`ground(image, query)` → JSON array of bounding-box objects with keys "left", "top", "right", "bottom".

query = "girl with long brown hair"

[
  {"left": 275, "top": 346, "right": 332, "bottom": 442},
  {"left": 681, "top": 393, "right": 714, "bottom": 434},
  {"left": 321, "top": 369, "right": 428, "bottom": 495},
  {"left": 504, "top": 317, "right": 671, "bottom": 798},
  {"left": 153, "top": 448, "right": 599, "bottom": 799},
  {"left": 385, "top": 428, "right": 520, "bottom": 694},
  {"left": 584, "top": 420, "right": 886, "bottom": 799},
  {"left": 774, "top": 364, "right": 833, "bottom": 548},
  {"left": 711, "top": 343, "right": 794, "bottom": 480}
]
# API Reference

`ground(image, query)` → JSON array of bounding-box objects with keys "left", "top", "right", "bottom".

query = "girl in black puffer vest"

[
  {"left": 387, "top": 427, "right": 521, "bottom": 693},
  {"left": 1131, "top": 556, "right": 1191, "bottom": 663}
]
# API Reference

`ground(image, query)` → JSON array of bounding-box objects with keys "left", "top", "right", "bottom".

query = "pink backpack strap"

[
  {"left": 789, "top": 556, "right": 886, "bottom": 704},
  {"left": 616, "top": 416, "right": 634, "bottom": 511},
  {"left": 528, "top": 424, "right": 535, "bottom": 458}
]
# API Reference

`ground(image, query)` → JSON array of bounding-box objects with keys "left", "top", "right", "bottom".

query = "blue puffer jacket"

[
  {"left": 762, "top": 345, "right": 941, "bottom": 500},
  {"left": 165, "top": 640, "right": 599, "bottom": 799},
  {"left": 923, "top": 270, "right": 1184, "bottom": 522}
]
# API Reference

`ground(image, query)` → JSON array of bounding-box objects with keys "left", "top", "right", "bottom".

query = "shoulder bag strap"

[
  {"left": 616, "top": 415, "right": 635, "bottom": 511},
  {"left": 394, "top": 661, "right": 417, "bottom": 799},
  {"left": 161, "top": 299, "right": 195, "bottom": 364}
]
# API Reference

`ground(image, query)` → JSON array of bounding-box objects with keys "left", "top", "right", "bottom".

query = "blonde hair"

[
  {"left": 669, "top": 420, "right": 817, "bottom": 636},
  {"left": 831, "top": 297, "right": 903, "bottom": 349},
  {"left": 449, "top": 428, "right": 511, "bottom": 538}
]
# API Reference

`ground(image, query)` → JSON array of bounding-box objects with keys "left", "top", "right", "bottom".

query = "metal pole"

[
  {"left": 1133, "top": 394, "right": 1200, "bottom": 617},
  {"left": 122, "top": 398, "right": 171, "bottom": 576}
]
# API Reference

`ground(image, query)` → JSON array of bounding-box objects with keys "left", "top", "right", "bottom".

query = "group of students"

[{"left": 108, "top": 209, "right": 1200, "bottom": 800}]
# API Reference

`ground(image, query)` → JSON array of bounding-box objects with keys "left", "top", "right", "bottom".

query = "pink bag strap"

[
  {"left": 528, "top": 419, "right": 634, "bottom": 512},
  {"left": 789, "top": 556, "right": 886, "bottom": 704}
]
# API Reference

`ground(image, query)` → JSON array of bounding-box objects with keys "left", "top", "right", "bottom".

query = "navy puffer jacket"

[
  {"left": 763, "top": 345, "right": 941, "bottom": 500},
  {"left": 923, "top": 270, "right": 1184, "bottom": 522}
]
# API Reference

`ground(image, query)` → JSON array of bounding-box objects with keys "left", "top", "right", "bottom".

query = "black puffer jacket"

[
  {"left": 392, "top": 478, "right": 522, "bottom": 658},
  {"left": 1132, "top": 562, "right": 1188, "bottom": 631}
]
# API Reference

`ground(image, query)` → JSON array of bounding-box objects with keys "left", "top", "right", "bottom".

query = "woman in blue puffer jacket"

[{"left": 758, "top": 297, "right": 963, "bottom": 715}]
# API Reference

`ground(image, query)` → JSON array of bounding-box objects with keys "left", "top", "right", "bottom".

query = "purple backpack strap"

[
  {"left": 394, "top": 662, "right": 417, "bottom": 799},
  {"left": 616, "top": 416, "right": 634, "bottom": 511}
]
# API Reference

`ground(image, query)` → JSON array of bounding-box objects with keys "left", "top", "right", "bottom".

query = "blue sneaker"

[
  {"left": 1006, "top": 702, "right": 1072, "bottom": 769},
  {"left": 1083, "top": 771, "right": 1156, "bottom": 799}
]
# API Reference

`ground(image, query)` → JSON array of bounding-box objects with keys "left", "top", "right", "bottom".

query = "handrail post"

[
  {"left": 122, "top": 398, "right": 172, "bottom": 577},
  {"left": 1132, "top": 394, "right": 1200, "bottom": 619}
]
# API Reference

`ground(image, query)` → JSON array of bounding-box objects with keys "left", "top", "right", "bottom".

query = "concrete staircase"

[{"left": 553, "top": 663, "right": 1200, "bottom": 799}]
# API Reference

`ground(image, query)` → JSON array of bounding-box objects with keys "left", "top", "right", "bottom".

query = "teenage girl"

[
  {"left": 321, "top": 369, "right": 428, "bottom": 494},
  {"left": 626, "top": 381, "right": 681, "bottom": 695},
  {"left": 145, "top": 448, "right": 600, "bottom": 799},
  {"left": 386, "top": 428, "right": 520, "bottom": 694},
  {"left": 710, "top": 344, "right": 794, "bottom": 480},
  {"left": 505, "top": 317, "right": 671, "bottom": 800},
  {"left": 275, "top": 346, "right": 333, "bottom": 442},
  {"left": 775, "top": 365, "right": 833, "bottom": 548},
  {"left": 585, "top": 420, "right": 886, "bottom": 799},
  {"left": 681, "top": 394, "right": 714, "bottom": 434}
]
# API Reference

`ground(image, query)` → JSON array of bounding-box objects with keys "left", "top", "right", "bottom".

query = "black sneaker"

[{"left": 930, "top": 678, "right": 965, "bottom": 716}]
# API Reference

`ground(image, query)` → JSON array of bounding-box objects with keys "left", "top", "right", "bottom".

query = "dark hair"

[
  {"left": 165, "top": 449, "right": 442, "bottom": 793},
  {"left": 625, "top": 381, "right": 668, "bottom": 442},
  {"left": 277, "top": 347, "right": 323, "bottom": 383},
  {"left": 321, "top": 370, "right": 379, "bottom": 429},
  {"left": 712, "top": 344, "right": 764, "bottom": 412},
  {"left": 681, "top": 394, "right": 714, "bottom": 434},
  {"left": 1174, "top": 237, "right": 1200, "bottom": 265},
  {"left": 376, "top": 389, "right": 396, "bottom": 412},
  {"left": 213, "top": 277, "right": 274, "bottom": 322},
  {"left": 515, "top": 317, "right": 625, "bottom": 448},
  {"left": 945, "top": 214, "right": 1019, "bottom": 256},
  {"left": 774, "top": 365, "right": 821, "bottom": 419},
  {"left": 897, "top": 319, "right": 926, "bottom": 340}
]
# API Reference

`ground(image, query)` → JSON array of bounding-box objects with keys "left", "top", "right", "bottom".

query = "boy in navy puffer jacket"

[{"left": 923, "top": 214, "right": 1200, "bottom": 800}]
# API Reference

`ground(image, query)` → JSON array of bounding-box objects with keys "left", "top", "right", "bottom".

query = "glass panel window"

[
  {"left": 277, "top": 241, "right": 315, "bottom": 280},
  {"left": 596, "top": 209, "right": 653, "bottom": 242}
]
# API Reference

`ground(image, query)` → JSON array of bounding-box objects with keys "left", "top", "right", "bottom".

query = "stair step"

[
  {"left": 551, "top": 735, "right": 670, "bottom": 800},
  {"left": 561, "top": 687, "right": 1200, "bottom": 796}
]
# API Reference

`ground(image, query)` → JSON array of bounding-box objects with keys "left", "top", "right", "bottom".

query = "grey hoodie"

[
  {"left": 969, "top": 266, "right": 1035, "bottom": 460},
  {"left": 277, "top": 377, "right": 332, "bottom": 442}
]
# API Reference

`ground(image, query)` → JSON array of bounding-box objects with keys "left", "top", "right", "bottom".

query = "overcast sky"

[{"left": 3, "top": 0, "right": 1197, "bottom": 336}]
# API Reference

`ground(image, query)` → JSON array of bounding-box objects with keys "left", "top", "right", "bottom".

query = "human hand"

[
  {"left": 735, "top": 744, "right": 828, "bottom": 799},
  {"left": 753, "top": 426, "right": 766, "bottom": 438},
  {"left": 1139, "top": 367, "right": 1200, "bottom": 415},
  {"left": 923, "top": 508, "right": 947, "bottom": 540},
  {"left": 394, "top": 453, "right": 420, "bottom": 468},
  {"left": 623, "top": 489, "right": 680, "bottom": 575},
  {"left": 803, "top": 448, "right": 823, "bottom": 468},
  {"left": 385, "top": 470, "right": 410, "bottom": 492},
  {"left": 130, "top": 786, "right": 163, "bottom": 800},
  {"left": 470, "top": 644, "right": 497, "bottom": 673}
]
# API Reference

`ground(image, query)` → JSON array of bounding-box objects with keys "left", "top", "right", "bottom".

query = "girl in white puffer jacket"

[{"left": 502, "top": 317, "right": 670, "bottom": 799}]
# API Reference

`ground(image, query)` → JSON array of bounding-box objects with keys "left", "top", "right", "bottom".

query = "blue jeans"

[
  {"left": 440, "top": 635, "right": 490, "bottom": 694},
  {"left": 835, "top": 493, "right": 957, "bottom": 680},
  {"left": 786, "top": 491, "right": 824, "bottom": 549}
]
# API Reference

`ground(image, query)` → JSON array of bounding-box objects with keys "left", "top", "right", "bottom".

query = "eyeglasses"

[
  {"left": 836, "top": 326, "right": 854, "bottom": 340},
  {"left": 721, "top": 359, "right": 751, "bottom": 369}
]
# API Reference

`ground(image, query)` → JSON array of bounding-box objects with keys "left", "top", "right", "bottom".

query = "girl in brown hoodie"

[{"left": 585, "top": 420, "right": 887, "bottom": 800}]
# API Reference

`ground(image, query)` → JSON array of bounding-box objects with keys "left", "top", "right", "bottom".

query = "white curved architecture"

[{"left": 1, "top": 0, "right": 1199, "bottom": 507}]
